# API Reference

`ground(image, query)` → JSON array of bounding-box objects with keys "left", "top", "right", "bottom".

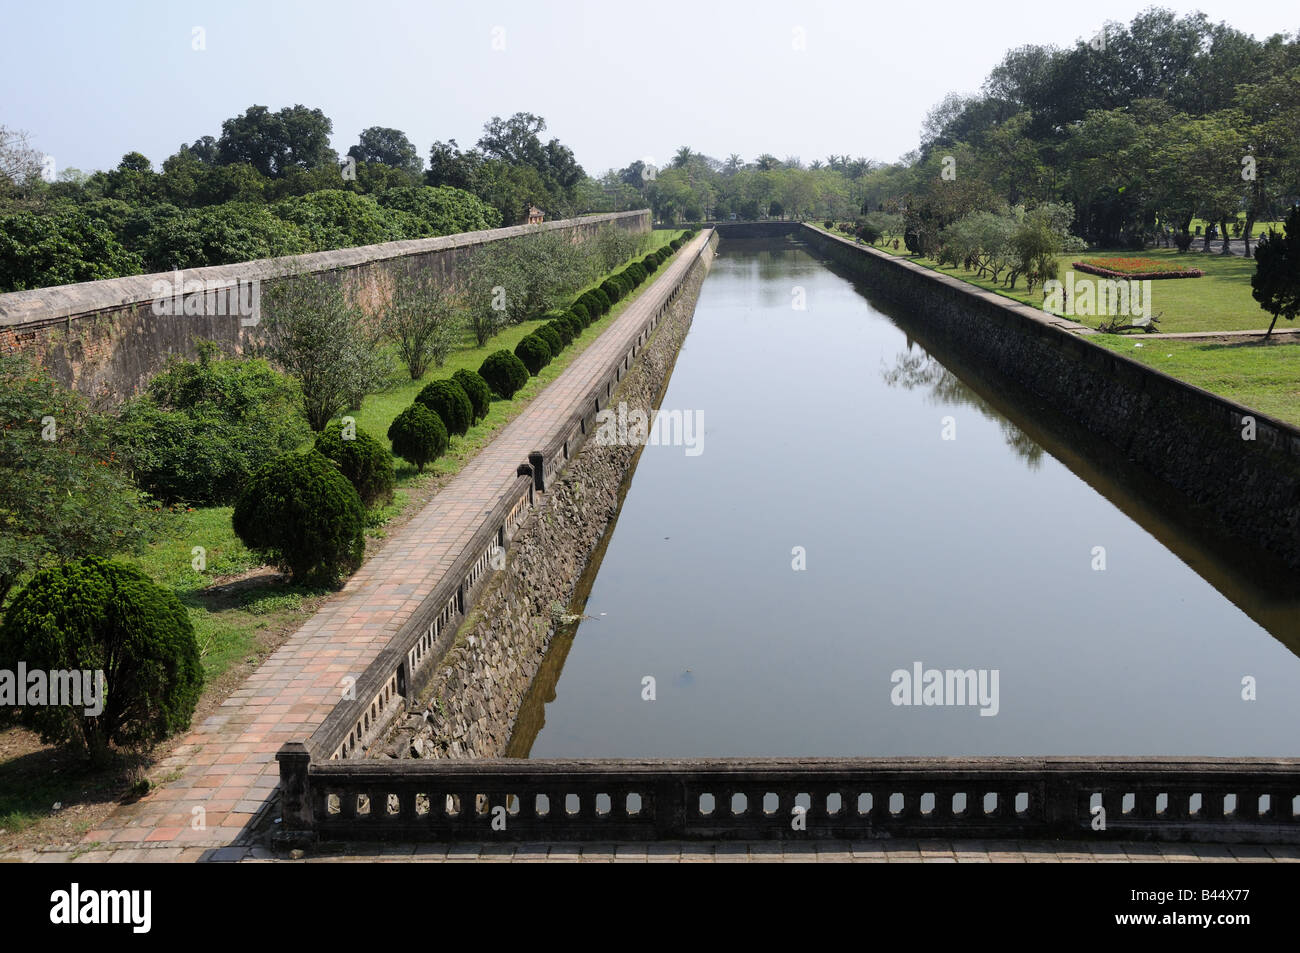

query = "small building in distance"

[{"left": 527, "top": 205, "right": 545, "bottom": 225}]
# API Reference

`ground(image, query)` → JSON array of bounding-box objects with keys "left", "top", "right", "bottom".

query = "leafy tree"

[
  {"left": 347, "top": 126, "right": 422, "bottom": 179},
  {"left": 0, "top": 556, "right": 203, "bottom": 762},
  {"left": 232, "top": 450, "right": 366, "bottom": 586},
  {"left": 1252, "top": 207, "right": 1300, "bottom": 340},
  {"left": 113, "top": 345, "right": 310, "bottom": 505},
  {"left": 217, "top": 104, "right": 338, "bottom": 178},
  {"left": 415, "top": 378, "right": 474, "bottom": 436},
  {"left": 478, "top": 350, "right": 529, "bottom": 399},
  {"left": 387, "top": 403, "right": 446, "bottom": 472},
  {"left": 375, "top": 185, "right": 500, "bottom": 234},
  {"left": 451, "top": 368, "right": 492, "bottom": 424},
  {"left": 0, "top": 209, "right": 143, "bottom": 290},
  {"left": 0, "top": 356, "right": 160, "bottom": 608},
  {"left": 272, "top": 190, "right": 401, "bottom": 248},
  {"left": 260, "top": 274, "right": 392, "bottom": 431},
  {"left": 314, "top": 420, "right": 395, "bottom": 507},
  {"left": 380, "top": 270, "right": 464, "bottom": 379}
]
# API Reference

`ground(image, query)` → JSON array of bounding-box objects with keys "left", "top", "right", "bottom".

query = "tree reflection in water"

[{"left": 880, "top": 342, "right": 1045, "bottom": 470}]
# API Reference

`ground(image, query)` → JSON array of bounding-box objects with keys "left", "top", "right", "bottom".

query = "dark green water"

[{"left": 514, "top": 238, "right": 1300, "bottom": 759}]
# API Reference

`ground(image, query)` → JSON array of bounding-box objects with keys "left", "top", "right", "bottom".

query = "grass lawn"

[
  {"left": 1089, "top": 335, "right": 1300, "bottom": 428},
  {"left": 810, "top": 225, "right": 1273, "bottom": 334}
]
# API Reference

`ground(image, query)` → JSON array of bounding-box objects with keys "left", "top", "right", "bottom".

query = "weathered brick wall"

[{"left": 0, "top": 210, "right": 650, "bottom": 406}]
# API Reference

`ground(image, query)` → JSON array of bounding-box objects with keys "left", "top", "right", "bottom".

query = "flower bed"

[{"left": 1073, "top": 258, "right": 1204, "bottom": 279}]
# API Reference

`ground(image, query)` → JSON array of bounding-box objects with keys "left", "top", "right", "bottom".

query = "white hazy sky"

[{"left": 5, "top": 0, "right": 1298, "bottom": 178}]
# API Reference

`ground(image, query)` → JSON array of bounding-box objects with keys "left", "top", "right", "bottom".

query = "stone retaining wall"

[
  {"left": 0, "top": 210, "right": 650, "bottom": 405},
  {"left": 802, "top": 226, "right": 1300, "bottom": 573},
  {"left": 380, "top": 235, "right": 716, "bottom": 761}
]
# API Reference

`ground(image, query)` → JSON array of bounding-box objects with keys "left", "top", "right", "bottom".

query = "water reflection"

[{"left": 881, "top": 344, "right": 1045, "bottom": 470}]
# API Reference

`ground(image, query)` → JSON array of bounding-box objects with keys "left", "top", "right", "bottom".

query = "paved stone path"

[
  {"left": 9, "top": 839, "right": 1299, "bottom": 863},
  {"left": 63, "top": 232, "right": 714, "bottom": 856}
]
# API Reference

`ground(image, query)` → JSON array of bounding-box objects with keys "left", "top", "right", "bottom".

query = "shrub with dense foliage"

[
  {"left": 533, "top": 323, "right": 563, "bottom": 355},
  {"left": 599, "top": 277, "right": 623, "bottom": 303},
  {"left": 313, "top": 420, "right": 395, "bottom": 507},
  {"left": 543, "top": 315, "right": 573, "bottom": 349},
  {"left": 0, "top": 556, "right": 203, "bottom": 762},
  {"left": 113, "top": 345, "right": 309, "bottom": 506},
  {"left": 569, "top": 300, "right": 590, "bottom": 325},
  {"left": 451, "top": 368, "right": 492, "bottom": 423},
  {"left": 0, "top": 356, "right": 159, "bottom": 608},
  {"left": 478, "top": 350, "right": 530, "bottom": 399},
  {"left": 415, "top": 378, "right": 474, "bottom": 437},
  {"left": 515, "top": 334, "right": 552, "bottom": 375},
  {"left": 387, "top": 403, "right": 448, "bottom": 472},
  {"left": 232, "top": 450, "right": 366, "bottom": 587}
]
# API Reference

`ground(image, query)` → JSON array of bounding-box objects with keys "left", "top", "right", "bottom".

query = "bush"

[
  {"left": 478, "top": 350, "right": 529, "bottom": 399},
  {"left": 534, "top": 322, "right": 564, "bottom": 355},
  {"left": 415, "top": 378, "right": 474, "bottom": 437},
  {"left": 625, "top": 262, "right": 647, "bottom": 285},
  {"left": 515, "top": 334, "right": 552, "bottom": 375},
  {"left": 0, "top": 556, "right": 203, "bottom": 762},
  {"left": 641, "top": 255, "right": 658, "bottom": 274},
  {"left": 451, "top": 368, "right": 492, "bottom": 423},
  {"left": 313, "top": 420, "right": 395, "bottom": 507},
  {"left": 113, "top": 348, "right": 309, "bottom": 506},
  {"left": 600, "top": 277, "right": 623, "bottom": 303},
  {"left": 592, "top": 287, "right": 612, "bottom": 313},
  {"left": 569, "top": 300, "right": 590, "bottom": 325},
  {"left": 387, "top": 403, "right": 447, "bottom": 472},
  {"left": 557, "top": 310, "right": 583, "bottom": 339},
  {"left": 544, "top": 313, "right": 574, "bottom": 348},
  {"left": 232, "top": 450, "right": 367, "bottom": 587}
]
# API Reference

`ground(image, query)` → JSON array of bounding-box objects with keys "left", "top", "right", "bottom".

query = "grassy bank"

[{"left": 1090, "top": 336, "right": 1300, "bottom": 428}]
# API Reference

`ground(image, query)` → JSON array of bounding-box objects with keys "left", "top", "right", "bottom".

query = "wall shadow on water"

[{"left": 810, "top": 246, "right": 1300, "bottom": 655}]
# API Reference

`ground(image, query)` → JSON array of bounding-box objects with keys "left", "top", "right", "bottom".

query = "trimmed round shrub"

[
  {"left": 641, "top": 255, "right": 658, "bottom": 274},
  {"left": 314, "top": 420, "right": 395, "bottom": 507},
  {"left": 478, "top": 349, "right": 529, "bottom": 399},
  {"left": 233, "top": 450, "right": 367, "bottom": 587},
  {"left": 387, "top": 403, "right": 447, "bottom": 472},
  {"left": 592, "top": 287, "right": 611, "bottom": 313},
  {"left": 0, "top": 556, "right": 203, "bottom": 761},
  {"left": 569, "top": 300, "right": 590, "bottom": 325},
  {"left": 515, "top": 334, "right": 552, "bottom": 375},
  {"left": 626, "top": 262, "right": 647, "bottom": 284},
  {"left": 544, "top": 317, "right": 573, "bottom": 349},
  {"left": 600, "top": 278, "right": 623, "bottom": 303},
  {"left": 452, "top": 368, "right": 492, "bottom": 423},
  {"left": 534, "top": 323, "right": 563, "bottom": 355},
  {"left": 557, "top": 310, "right": 583, "bottom": 340},
  {"left": 415, "top": 378, "right": 473, "bottom": 437}
]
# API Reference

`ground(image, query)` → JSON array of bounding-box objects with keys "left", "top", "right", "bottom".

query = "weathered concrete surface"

[{"left": 0, "top": 210, "right": 649, "bottom": 404}]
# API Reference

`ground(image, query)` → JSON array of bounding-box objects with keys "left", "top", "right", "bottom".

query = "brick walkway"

[
  {"left": 9, "top": 839, "right": 1299, "bottom": 863},
  {"left": 58, "top": 232, "right": 713, "bottom": 857}
]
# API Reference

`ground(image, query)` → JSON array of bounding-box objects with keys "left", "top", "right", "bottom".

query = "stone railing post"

[{"left": 275, "top": 741, "right": 317, "bottom": 846}]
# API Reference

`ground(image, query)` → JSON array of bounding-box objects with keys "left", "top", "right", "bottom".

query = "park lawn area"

[
  {"left": 808, "top": 226, "right": 1270, "bottom": 334},
  {"left": 1089, "top": 335, "right": 1300, "bottom": 428},
  {"left": 1189, "top": 216, "right": 1283, "bottom": 240}
]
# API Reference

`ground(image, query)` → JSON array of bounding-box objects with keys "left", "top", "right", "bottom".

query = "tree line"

[{"left": 0, "top": 108, "right": 593, "bottom": 292}]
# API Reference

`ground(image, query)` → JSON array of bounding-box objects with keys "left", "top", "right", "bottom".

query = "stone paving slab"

[{"left": 68, "top": 232, "right": 713, "bottom": 856}]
